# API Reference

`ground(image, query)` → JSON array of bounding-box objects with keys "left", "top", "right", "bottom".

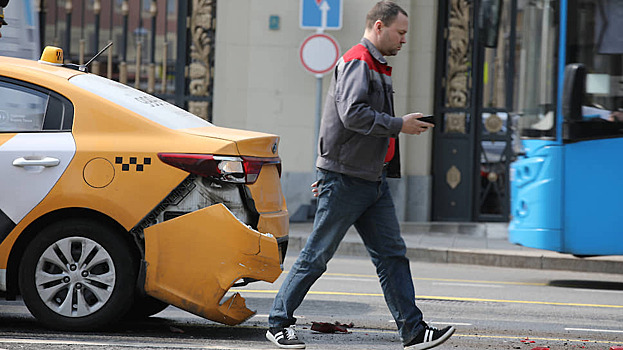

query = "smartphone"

[{"left": 419, "top": 115, "right": 435, "bottom": 126}]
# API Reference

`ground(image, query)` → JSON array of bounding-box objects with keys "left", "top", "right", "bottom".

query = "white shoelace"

[{"left": 285, "top": 326, "right": 298, "bottom": 340}]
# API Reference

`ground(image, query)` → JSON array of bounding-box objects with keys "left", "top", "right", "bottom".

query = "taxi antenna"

[{"left": 82, "top": 42, "right": 113, "bottom": 71}]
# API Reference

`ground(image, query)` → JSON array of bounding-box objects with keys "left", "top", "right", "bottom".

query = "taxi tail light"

[{"left": 157, "top": 153, "right": 281, "bottom": 184}]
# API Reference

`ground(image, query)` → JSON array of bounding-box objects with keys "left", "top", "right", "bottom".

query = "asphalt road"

[{"left": 1, "top": 255, "right": 622, "bottom": 349}]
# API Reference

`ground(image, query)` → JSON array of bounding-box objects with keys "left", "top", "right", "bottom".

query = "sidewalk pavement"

[{"left": 287, "top": 222, "right": 623, "bottom": 275}]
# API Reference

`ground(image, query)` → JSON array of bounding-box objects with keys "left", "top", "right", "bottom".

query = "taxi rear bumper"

[{"left": 143, "top": 203, "right": 282, "bottom": 325}]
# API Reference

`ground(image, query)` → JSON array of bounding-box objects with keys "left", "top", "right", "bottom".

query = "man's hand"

[
  {"left": 311, "top": 181, "right": 319, "bottom": 197},
  {"left": 401, "top": 113, "right": 434, "bottom": 135}
]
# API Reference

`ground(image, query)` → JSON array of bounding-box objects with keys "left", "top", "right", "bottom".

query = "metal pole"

[
  {"left": 135, "top": 0, "right": 143, "bottom": 89},
  {"left": 174, "top": 0, "right": 189, "bottom": 109},
  {"left": 92, "top": 0, "right": 101, "bottom": 74},
  {"left": 314, "top": 74, "right": 322, "bottom": 164},
  {"left": 79, "top": 0, "right": 85, "bottom": 65},
  {"left": 38, "top": 0, "right": 46, "bottom": 51},
  {"left": 54, "top": 0, "right": 59, "bottom": 46},
  {"left": 312, "top": 25, "right": 326, "bottom": 170},
  {"left": 161, "top": 0, "right": 168, "bottom": 93},
  {"left": 120, "top": 0, "right": 129, "bottom": 84},
  {"left": 148, "top": 0, "right": 157, "bottom": 93},
  {"left": 107, "top": 0, "right": 113, "bottom": 79},
  {"left": 64, "top": 0, "right": 72, "bottom": 61}
]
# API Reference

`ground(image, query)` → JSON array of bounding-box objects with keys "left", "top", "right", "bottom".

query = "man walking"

[{"left": 266, "top": 1, "right": 454, "bottom": 349}]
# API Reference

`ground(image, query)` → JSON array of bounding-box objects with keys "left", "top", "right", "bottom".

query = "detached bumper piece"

[{"left": 143, "top": 203, "right": 282, "bottom": 325}]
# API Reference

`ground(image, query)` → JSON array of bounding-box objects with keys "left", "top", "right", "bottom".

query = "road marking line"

[
  {"left": 433, "top": 322, "right": 472, "bottom": 326},
  {"left": 327, "top": 330, "right": 621, "bottom": 345},
  {"left": 321, "top": 276, "right": 380, "bottom": 282},
  {"left": 0, "top": 338, "right": 266, "bottom": 349},
  {"left": 315, "top": 272, "right": 547, "bottom": 286},
  {"left": 238, "top": 289, "right": 623, "bottom": 308},
  {"left": 566, "top": 327, "right": 623, "bottom": 334},
  {"left": 393, "top": 321, "right": 472, "bottom": 326},
  {"left": 572, "top": 288, "right": 623, "bottom": 294},
  {"left": 432, "top": 282, "right": 503, "bottom": 288},
  {"left": 2, "top": 331, "right": 617, "bottom": 348},
  {"left": 455, "top": 333, "right": 621, "bottom": 345}
]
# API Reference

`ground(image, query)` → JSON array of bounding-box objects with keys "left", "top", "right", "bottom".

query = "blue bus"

[{"left": 505, "top": 0, "right": 623, "bottom": 255}]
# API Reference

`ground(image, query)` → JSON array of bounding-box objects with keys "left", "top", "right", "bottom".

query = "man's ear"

[{"left": 374, "top": 20, "right": 384, "bottom": 33}]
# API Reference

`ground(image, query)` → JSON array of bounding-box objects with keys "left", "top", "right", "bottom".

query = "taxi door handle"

[{"left": 12, "top": 157, "right": 60, "bottom": 167}]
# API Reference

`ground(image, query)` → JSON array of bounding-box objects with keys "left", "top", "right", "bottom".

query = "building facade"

[
  {"left": 25, "top": 0, "right": 515, "bottom": 223},
  {"left": 211, "top": 0, "right": 437, "bottom": 222}
]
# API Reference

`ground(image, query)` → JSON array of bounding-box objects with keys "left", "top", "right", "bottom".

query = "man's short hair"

[{"left": 366, "top": 1, "right": 408, "bottom": 30}]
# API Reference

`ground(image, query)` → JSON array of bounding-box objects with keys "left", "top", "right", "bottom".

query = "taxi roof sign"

[{"left": 39, "top": 46, "right": 64, "bottom": 65}]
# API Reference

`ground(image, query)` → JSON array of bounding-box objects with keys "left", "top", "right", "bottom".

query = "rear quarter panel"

[{"left": 0, "top": 82, "right": 241, "bottom": 266}]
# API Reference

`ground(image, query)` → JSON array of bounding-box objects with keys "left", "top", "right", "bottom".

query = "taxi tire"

[
  {"left": 123, "top": 294, "right": 169, "bottom": 320},
  {"left": 18, "top": 219, "right": 138, "bottom": 331}
]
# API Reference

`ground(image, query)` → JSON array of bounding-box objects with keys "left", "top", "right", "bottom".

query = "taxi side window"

[{"left": 0, "top": 79, "right": 74, "bottom": 132}]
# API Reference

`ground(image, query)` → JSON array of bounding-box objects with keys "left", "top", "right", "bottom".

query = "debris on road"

[{"left": 311, "top": 321, "right": 354, "bottom": 333}]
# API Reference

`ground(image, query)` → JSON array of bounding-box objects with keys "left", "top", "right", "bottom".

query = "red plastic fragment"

[
  {"left": 311, "top": 321, "right": 354, "bottom": 333},
  {"left": 610, "top": 347, "right": 623, "bottom": 350},
  {"left": 531, "top": 348, "right": 550, "bottom": 350},
  {"left": 521, "top": 338, "right": 536, "bottom": 343}
]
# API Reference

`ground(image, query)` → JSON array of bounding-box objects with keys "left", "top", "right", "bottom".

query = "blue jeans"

[{"left": 269, "top": 169, "right": 424, "bottom": 344}]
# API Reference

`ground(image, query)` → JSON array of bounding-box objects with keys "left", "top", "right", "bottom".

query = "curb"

[{"left": 287, "top": 236, "right": 623, "bottom": 275}]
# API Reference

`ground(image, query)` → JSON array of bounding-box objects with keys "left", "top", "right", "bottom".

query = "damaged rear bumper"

[{"left": 143, "top": 203, "right": 282, "bottom": 325}]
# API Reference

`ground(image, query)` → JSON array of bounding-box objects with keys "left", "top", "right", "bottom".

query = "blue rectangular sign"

[{"left": 300, "top": 0, "right": 342, "bottom": 30}]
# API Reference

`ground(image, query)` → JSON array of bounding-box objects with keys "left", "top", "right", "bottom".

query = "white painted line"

[
  {"left": 321, "top": 276, "right": 378, "bottom": 282},
  {"left": 572, "top": 289, "right": 623, "bottom": 294},
  {"left": 433, "top": 322, "right": 472, "bottom": 326},
  {"left": 390, "top": 320, "right": 472, "bottom": 327},
  {"left": 0, "top": 338, "right": 267, "bottom": 350},
  {"left": 565, "top": 327, "right": 623, "bottom": 334},
  {"left": 432, "top": 282, "right": 503, "bottom": 288}
]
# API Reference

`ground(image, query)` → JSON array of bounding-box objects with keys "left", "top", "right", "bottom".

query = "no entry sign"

[{"left": 299, "top": 33, "right": 340, "bottom": 76}]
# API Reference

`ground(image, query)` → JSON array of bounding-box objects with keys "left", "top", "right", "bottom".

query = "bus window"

[
  {"left": 570, "top": 0, "right": 622, "bottom": 119},
  {"left": 564, "top": 0, "right": 623, "bottom": 139},
  {"left": 514, "top": 0, "right": 558, "bottom": 138}
]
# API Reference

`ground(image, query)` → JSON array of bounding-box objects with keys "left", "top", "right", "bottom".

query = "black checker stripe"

[{"left": 115, "top": 156, "right": 152, "bottom": 172}]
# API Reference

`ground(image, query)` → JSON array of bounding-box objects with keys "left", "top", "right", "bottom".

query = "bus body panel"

[
  {"left": 509, "top": 140, "right": 563, "bottom": 251},
  {"left": 563, "top": 138, "right": 623, "bottom": 255}
]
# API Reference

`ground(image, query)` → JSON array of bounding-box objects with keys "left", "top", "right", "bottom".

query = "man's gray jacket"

[{"left": 316, "top": 38, "right": 403, "bottom": 181}]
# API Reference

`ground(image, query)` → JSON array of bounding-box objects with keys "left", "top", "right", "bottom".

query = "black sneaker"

[
  {"left": 266, "top": 326, "right": 306, "bottom": 349},
  {"left": 404, "top": 322, "right": 455, "bottom": 349}
]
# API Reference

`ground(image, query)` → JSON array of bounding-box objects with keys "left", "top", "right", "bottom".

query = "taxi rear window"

[
  {"left": 69, "top": 74, "right": 213, "bottom": 130},
  {"left": 0, "top": 78, "right": 74, "bottom": 132}
]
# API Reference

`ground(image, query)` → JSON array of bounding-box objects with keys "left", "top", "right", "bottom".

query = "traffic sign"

[
  {"left": 300, "top": 0, "right": 342, "bottom": 30},
  {"left": 299, "top": 33, "right": 340, "bottom": 76}
]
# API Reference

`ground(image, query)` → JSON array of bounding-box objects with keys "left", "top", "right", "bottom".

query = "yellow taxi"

[{"left": 0, "top": 47, "right": 288, "bottom": 331}]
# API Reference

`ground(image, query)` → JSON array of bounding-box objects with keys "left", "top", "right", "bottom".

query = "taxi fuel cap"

[{"left": 39, "top": 46, "right": 64, "bottom": 65}]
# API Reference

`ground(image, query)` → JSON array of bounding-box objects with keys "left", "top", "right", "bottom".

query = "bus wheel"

[{"left": 18, "top": 219, "right": 137, "bottom": 331}]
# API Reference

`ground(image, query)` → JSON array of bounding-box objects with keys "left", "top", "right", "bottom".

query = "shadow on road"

[{"left": 548, "top": 280, "right": 623, "bottom": 291}]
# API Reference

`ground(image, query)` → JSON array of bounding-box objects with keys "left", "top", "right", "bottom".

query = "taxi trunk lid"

[{"left": 180, "top": 126, "right": 280, "bottom": 158}]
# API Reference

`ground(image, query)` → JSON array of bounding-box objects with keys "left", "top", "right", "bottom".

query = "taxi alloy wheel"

[{"left": 18, "top": 219, "right": 137, "bottom": 331}]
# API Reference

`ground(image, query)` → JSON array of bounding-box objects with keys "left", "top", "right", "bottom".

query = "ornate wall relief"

[
  {"left": 189, "top": 0, "right": 217, "bottom": 121},
  {"left": 445, "top": 112, "right": 467, "bottom": 133},
  {"left": 446, "top": 0, "right": 472, "bottom": 109}
]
